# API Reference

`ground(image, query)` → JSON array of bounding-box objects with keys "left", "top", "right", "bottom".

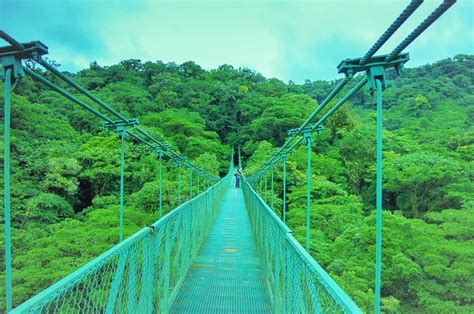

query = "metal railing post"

[
  {"left": 3, "top": 68, "right": 13, "bottom": 311},
  {"left": 158, "top": 151, "right": 163, "bottom": 218},
  {"left": 196, "top": 172, "right": 200, "bottom": 194},
  {"left": 117, "top": 126, "right": 126, "bottom": 242},
  {"left": 177, "top": 162, "right": 181, "bottom": 206},
  {"left": 189, "top": 167, "right": 193, "bottom": 200},
  {"left": 264, "top": 170, "right": 268, "bottom": 203},
  {"left": 270, "top": 166, "right": 274, "bottom": 209},
  {"left": 303, "top": 131, "right": 312, "bottom": 252},
  {"left": 238, "top": 146, "right": 242, "bottom": 168},
  {"left": 282, "top": 155, "right": 287, "bottom": 224},
  {"left": 375, "top": 79, "right": 383, "bottom": 314}
]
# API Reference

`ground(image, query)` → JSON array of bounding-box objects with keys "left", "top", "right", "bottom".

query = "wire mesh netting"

[
  {"left": 243, "top": 180, "right": 362, "bottom": 314},
  {"left": 12, "top": 173, "right": 231, "bottom": 313}
]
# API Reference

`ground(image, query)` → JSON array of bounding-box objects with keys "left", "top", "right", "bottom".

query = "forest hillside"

[{"left": 0, "top": 54, "right": 472, "bottom": 312}]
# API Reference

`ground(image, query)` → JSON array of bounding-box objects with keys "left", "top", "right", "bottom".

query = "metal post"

[
  {"left": 282, "top": 155, "right": 287, "bottom": 224},
  {"left": 270, "top": 165, "right": 274, "bottom": 209},
  {"left": 238, "top": 146, "right": 242, "bottom": 168},
  {"left": 118, "top": 127, "right": 125, "bottom": 242},
  {"left": 158, "top": 151, "right": 163, "bottom": 218},
  {"left": 304, "top": 131, "right": 312, "bottom": 252},
  {"left": 177, "top": 163, "right": 181, "bottom": 206},
  {"left": 189, "top": 167, "right": 193, "bottom": 200},
  {"left": 264, "top": 171, "right": 268, "bottom": 202},
  {"left": 197, "top": 173, "right": 200, "bottom": 194},
  {"left": 3, "top": 68, "right": 13, "bottom": 311},
  {"left": 375, "top": 79, "right": 383, "bottom": 314}
]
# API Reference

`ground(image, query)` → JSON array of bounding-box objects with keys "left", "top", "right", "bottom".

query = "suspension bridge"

[{"left": 1, "top": 1, "right": 456, "bottom": 313}]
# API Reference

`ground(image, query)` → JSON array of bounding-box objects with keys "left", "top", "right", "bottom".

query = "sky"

[{"left": 1, "top": 0, "right": 473, "bottom": 83}]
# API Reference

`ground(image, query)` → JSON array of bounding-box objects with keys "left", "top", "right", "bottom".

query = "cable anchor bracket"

[{"left": 337, "top": 52, "right": 410, "bottom": 92}]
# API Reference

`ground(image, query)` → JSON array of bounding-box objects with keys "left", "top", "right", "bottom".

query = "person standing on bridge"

[{"left": 234, "top": 168, "right": 243, "bottom": 188}]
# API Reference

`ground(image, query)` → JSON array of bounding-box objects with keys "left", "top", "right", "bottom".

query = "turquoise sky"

[{"left": 1, "top": 0, "right": 473, "bottom": 82}]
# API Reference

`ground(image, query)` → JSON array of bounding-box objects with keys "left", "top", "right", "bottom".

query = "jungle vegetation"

[{"left": 0, "top": 54, "right": 472, "bottom": 312}]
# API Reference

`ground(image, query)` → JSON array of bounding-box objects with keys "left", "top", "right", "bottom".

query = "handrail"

[
  {"left": 242, "top": 178, "right": 362, "bottom": 313},
  {"left": 12, "top": 170, "right": 232, "bottom": 313}
]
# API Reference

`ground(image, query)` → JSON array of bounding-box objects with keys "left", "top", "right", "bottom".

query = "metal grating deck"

[{"left": 170, "top": 183, "right": 271, "bottom": 313}]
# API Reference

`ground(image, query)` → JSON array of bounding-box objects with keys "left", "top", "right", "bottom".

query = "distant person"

[{"left": 234, "top": 168, "right": 243, "bottom": 188}]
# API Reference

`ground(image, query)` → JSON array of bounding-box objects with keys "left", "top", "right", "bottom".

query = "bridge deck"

[{"left": 171, "top": 183, "right": 271, "bottom": 313}]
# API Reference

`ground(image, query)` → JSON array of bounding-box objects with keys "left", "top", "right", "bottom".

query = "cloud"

[{"left": 1, "top": 0, "right": 472, "bottom": 83}]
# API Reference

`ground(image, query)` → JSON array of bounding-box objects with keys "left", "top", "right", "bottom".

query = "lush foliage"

[
  {"left": 245, "top": 55, "right": 474, "bottom": 312},
  {"left": 0, "top": 64, "right": 228, "bottom": 309},
  {"left": 0, "top": 54, "right": 472, "bottom": 312}
]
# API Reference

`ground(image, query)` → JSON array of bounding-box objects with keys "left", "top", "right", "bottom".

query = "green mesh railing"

[
  {"left": 12, "top": 172, "right": 232, "bottom": 313},
  {"left": 242, "top": 179, "right": 362, "bottom": 313}
]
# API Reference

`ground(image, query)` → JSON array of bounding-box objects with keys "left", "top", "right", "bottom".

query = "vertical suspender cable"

[
  {"left": 197, "top": 173, "right": 200, "bottom": 195},
  {"left": 264, "top": 171, "right": 268, "bottom": 202},
  {"left": 270, "top": 166, "right": 274, "bottom": 209},
  {"left": 238, "top": 146, "right": 242, "bottom": 168},
  {"left": 282, "top": 155, "right": 287, "bottom": 224},
  {"left": 197, "top": 175, "right": 200, "bottom": 193},
  {"left": 118, "top": 130, "right": 125, "bottom": 242},
  {"left": 177, "top": 163, "right": 181, "bottom": 206},
  {"left": 158, "top": 152, "right": 163, "bottom": 218},
  {"left": 189, "top": 168, "right": 193, "bottom": 200},
  {"left": 375, "top": 79, "right": 384, "bottom": 314},
  {"left": 3, "top": 68, "right": 13, "bottom": 312},
  {"left": 305, "top": 133, "right": 312, "bottom": 252}
]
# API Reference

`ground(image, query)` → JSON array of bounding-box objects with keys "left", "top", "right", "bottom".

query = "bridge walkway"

[{"left": 171, "top": 182, "right": 271, "bottom": 313}]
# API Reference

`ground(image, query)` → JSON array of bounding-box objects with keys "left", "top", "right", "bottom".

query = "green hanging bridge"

[{"left": 0, "top": 1, "right": 456, "bottom": 313}]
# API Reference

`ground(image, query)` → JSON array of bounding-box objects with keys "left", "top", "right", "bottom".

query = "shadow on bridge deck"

[{"left": 171, "top": 182, "right": 271, "bottom": 313}]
